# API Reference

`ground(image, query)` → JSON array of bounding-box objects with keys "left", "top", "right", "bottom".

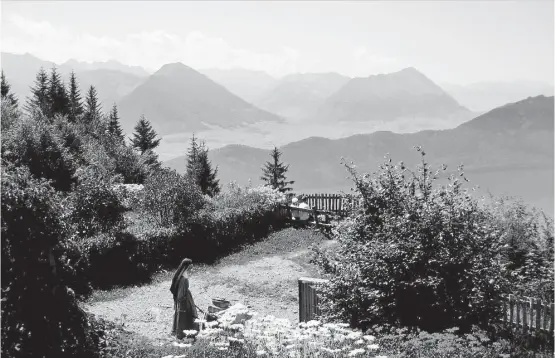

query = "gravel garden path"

[{"left": 84, "top": 228, "right": 337, "bottom": 342}]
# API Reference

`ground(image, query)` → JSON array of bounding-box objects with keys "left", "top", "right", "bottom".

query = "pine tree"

[
  {"left": 83, "top": 85, "right": 102, "bottom": 124},
  {"left": 25, "top": 67, "right": 49, "bottom": 116},
  {"left": 186, "top": 134, "right": 200, "bottom": 179},
  {"left": 130, "top": 115, "right": 161, "bottom": 154},
  {"left": 47, "top": 67, "right": 70, "bottom": 118},
  {"left": 1, "top": 70, "right": 18, "bottom": 106},
  {"left": 189, "top": 140, "right": 220, "bottom": 197},
  {"left": 260, "top": 146, "right": 294, "bottom": 193},
  {"left": 108, "top": 103, "right": 125, "bottom": 142},
  {"left": 68, "top": 71, "right": 83, "bottom": 123}
]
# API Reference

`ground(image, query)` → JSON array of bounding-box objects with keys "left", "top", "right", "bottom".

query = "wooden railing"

[
  {"left": 503, "top": 294, "right": 554, "bottom": 334},
  {"left": 289, "top": 193, "right": 363, "bottom": 215},
  {"left": 298, "top": 277, "right": 555, "bottom": 336}
]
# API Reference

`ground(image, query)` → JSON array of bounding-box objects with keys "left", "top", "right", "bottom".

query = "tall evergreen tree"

[
  {"left": 260, "top": 146, "right": 294, "bottom": 193},
  {"left": 187, "top": 137, "right": 220, "bottom": 197},
  {"left": 47, "top": 67, "right": 70, "bottom": 118},
  {"left": 68, "top": 71, "right": 83, "bottom": 123},
  {"left": 108, "top": 103, "right": 125, "bottom": 142},
  {"left": 1, "top": 71, "right": 18, "bottom": 106},
  {"left": 83, "top": 85, "right": 102, "bottom": 124},
  {"left": 25, "top": 67, "right": 49, "bottom": 116},
  {"left": 130, "top": 115, "right": 161, "bottom": 154},
  {"left": 186, "top": 134, "right": 200, "bottom": 179}
]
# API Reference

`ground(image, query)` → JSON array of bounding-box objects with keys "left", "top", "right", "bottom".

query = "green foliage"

[
  {"left": 261, "top": 146, "right": 294, "bottom": 193},
  {"left": 186, "top": 135, "right": 220, "bottom": 197},
  {"left": 2, "top": 115, "right": 77, "bottom": 191},
  {"left": 1, "top": 70, "right": 18, "bottom": 106},
  {"left": 1, "top": 165, "right": 99, "bottom": 358},
  {"left": 137, "top": 169, "right": 206, "bottom": 227},
  {"left": 24, "top": 67, "right": 49, "bottom": 116},
  {"left": 47, "top": 67, "right": 71, "bottom": 118},
  {"left": 490, "top": 197, "right": 554, "bottom": 302},
  {"left": 68, "top": 70, "right": 84, "bottom": 123},
  {"left": 131, "top": 115, "right": 161, "bottom": 154},
  {"left": 83, "top": 85, "right": 103, "bottom": 125},
  {"left": 108, "top": 103, "right": 125, "bottom": 142},
  {"left": 313, "top": 149, "right": 509, "bottom": 333},
  {"left": 68, "top": 175, "right": 126, "bottom": 238}
]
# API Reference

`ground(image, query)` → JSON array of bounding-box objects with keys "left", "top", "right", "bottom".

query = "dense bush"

[
  {"left": 137, "top": 169, "right": 206, "bottom": 227},
  {"left": 313, "top": 149, "right": 510, "bottom": 333},
  {"left": 68, "top": 175, "right": 127, "bottom": 238},
  {"left": 490, "top": 196, "right": 554, "bottom": 302},
  {"left": 2, "top": 115, "right": 77, "bottom": 191},
  {"left": 1, "top": 165, "right": 99, "bottom": 357}
]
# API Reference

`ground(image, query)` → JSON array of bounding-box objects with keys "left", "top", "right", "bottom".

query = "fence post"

[
  {"left": 516, "top": 298, "right": 521, "bottom": 328},
  {"left": 550, "top": 303, "right": 554, "bottom": 334},
  {"left": 535, "top": 298, "right": 542, "bottom": 333},
  {"left": 298, "top": 277, "right": 329, "bottom": 322},
  {"left": 509, "top": 295, "right": 514, "bottom": 326}
]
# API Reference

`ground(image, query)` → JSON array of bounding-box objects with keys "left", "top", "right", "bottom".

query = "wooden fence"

[
  {"left": 502, "top": 294, "right": 554, "bottom": 334},
  {"left": 298, "top": 277, "right": 328, "bottom": 322},
  {"left": 298, "top": 277, "right": 555, "bottom": 336},
  {"left": 291, "top": 194, "right": 363, "bottom": 215}
]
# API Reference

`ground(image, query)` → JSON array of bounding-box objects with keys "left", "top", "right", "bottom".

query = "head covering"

[
  {"left": 170, "top": 258, "right": 192, "bottom": 297},
  {"left": 292, "top": 197, "right": 299, "bottom": 204}
]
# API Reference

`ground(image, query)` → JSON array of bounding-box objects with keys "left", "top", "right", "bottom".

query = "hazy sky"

[{"left": 1, "top": 1, "right": 553, "bottom": 85}]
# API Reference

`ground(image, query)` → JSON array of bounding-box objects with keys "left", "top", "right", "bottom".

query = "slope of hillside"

[
  {"left": 311, "top": 67, "right": 471, "bottom": 123},
  {"left": 199, "top": 68, "right": 278, "bottom": 103},
  {"left": 1, "top": 52, "right": 146, "bottom": 106},
  {"left": 1, "top": 52, "right": 57, "bottom": 101},
  {"left": 164, "top": 95, "right": 554, "bottom": 215},
  {"left": 59, "top": 59, "right": 150, "bottom": 77},
  {"left": 442, "top": 81, "right": 555, "bottom": 112},
  {"left": 253, "top": 72, "right": 351, "bottom": 121},
  {"left": 118, "top": 62, "right": 284, "bottom": 135}
]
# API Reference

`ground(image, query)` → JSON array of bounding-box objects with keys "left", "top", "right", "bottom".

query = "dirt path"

[{"left": 84, "top": 229, "right": 336, "bottom": 341}]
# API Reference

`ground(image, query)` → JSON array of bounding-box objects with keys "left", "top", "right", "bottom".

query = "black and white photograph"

[{"left": 1, "top": 1, "right": 554, "bottom": 357}]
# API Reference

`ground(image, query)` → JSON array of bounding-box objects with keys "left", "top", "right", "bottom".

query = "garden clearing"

[{"left": 84, "top": 228, "right": 337, "bottom": 342}]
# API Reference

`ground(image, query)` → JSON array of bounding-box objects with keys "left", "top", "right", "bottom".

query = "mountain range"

[
  {"left": 0, "top": 52, "right": 146, "bottom": 108},
  {"left": 117, "top": 63, "right": 284, "bottom": 135},
  {"left": 165, "top": 95, "right": 554, "bottom": 215},
  {"left": 442, "top": 81, "right": 555, "bottom": 113},
  {"left": 252, "top": 72, "right": 351, "bottom": 121}
]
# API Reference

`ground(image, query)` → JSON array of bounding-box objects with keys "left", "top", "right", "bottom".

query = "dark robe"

[{"left": 171, "top": 276, "right": 198, "bottom": 339}]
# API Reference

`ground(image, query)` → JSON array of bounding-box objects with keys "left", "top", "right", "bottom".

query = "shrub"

[
  {"left": 212, "top": 182, "right": 287, "bottom": 211},
  {"left": 2, "top": 115, "right": 77, "bottom": 191},
  {"left": 313, "top": 149, "right": 510, "bottom": 333},
  {"left": 137, "top": 169, "right": 206, "bottom": 228},
  {"left": 69, "top": 175, "right": 126, "bottom": 238},
  {"left": 490, "top": 196, "right": 554, "bottom": 302},
  {"left": 1, "top": 165, "right": 99, "bottom": 357}
]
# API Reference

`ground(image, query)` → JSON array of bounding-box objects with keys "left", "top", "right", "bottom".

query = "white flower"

[
  {"left": 367, "top": 344, "right": 379, "bottom": 350},
  {"left": 348, "top": 348, "right": 365, "bottom": 356},
  {"left": 363, "top": 335, "right": 375, "bottom": 341},
  {"left": 256, "top": 350, "right": 267, "bottom": 356}
]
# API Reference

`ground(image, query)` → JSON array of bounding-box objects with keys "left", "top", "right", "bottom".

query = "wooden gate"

[{"left": 298, "top": 277, "right": 328, "bottom": 322}]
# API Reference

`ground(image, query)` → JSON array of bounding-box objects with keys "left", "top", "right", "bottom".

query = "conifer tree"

[
  {"left": 25, "top": 67, "right": 49, "bottom": 116},
  {"left": 68, "top": 71, "right": 83, "bottom": 123},
  {"left": 108, "top": 103, "right": 125, "bottom": 142},
  {"left": 130, "top": 115, "right": 161, "bottom": 154},
  {"left": 186, "top": 134, "right": 200, "bottom": 179},
  {"left": 1, "top": 71, "right": 18, "bottom": 106},
  {"left": 82, "top": 85, "right": 102, "bottom": 124},
  {"left": 186, "top": 137, "right": 220, "bottom": 196},
  {"left": 260, "top": 146, "right": 294, "bottom": 193},
  {"left": 47, "top": 67, "right": 70, "bottom": 118}
]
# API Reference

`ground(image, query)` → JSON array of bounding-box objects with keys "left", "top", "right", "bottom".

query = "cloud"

[{"left": 2, "top": 14, "right": 304, "bottom": 77}]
